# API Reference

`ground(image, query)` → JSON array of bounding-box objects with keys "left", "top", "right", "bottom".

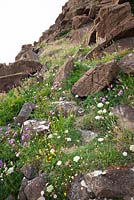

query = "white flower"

[
  {"left": 97, "top": 110, "right": 103, "bottom": 114},
  {"left": 98, "top": 138, "right": 104, "bottom": 142},
  {"left": 53, "top": 194, "right": 57, "bottom": 199},
  {"left": 109, "top": 112, "right": 114, "bottom": 116},
  {"left": 57, "top": 160, "right": 62, "bottom": 166},
  {"left": 46, "top": 185, "right": 54, "bottom": 193},
  {"left": 122, "top": 152, "right": 128, "bottom": 157},
  {"left": 102, "top": 109, "right": 107, "bottom": 113},
  {"left": 130, "top": 145, "right": 134, "bottom": 152},
  {"left": 97, "top": 103, "right": 103, "bottom": 108},
  {"left": 105, "top": 101, "right": 110, "bottom": 105},
  {"left": 66, "top": 137, "right": 72, "bottom": 142},
  {"left": 50, "top": 148, "right": 55, "bottom": 154},
  {"left": 75, "top": 94, "right": 79, "bottom": 98},
  {"left": 41, "top": 191, "right": 44, "bottom": 196},
  {"left": 64, "top": 130, "right": 69, "bottom": 134},
  {"left": 73, "top": 156, "right": 80, "bottom": 162},
  {"left": 7, "top": 167, "right": 14, "bottom": 175},
  {"left": 95, "top": 115, "right": 102, "bottom": 120},
  {"left": 48, "top": 134, "right": 53, "bottom": 139}
]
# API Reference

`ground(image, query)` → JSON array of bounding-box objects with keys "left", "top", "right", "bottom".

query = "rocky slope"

[{"left": 0, "top": 0, "right": 134, "bottom": 200}]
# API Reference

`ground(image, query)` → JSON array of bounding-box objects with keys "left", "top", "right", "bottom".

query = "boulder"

[
  {"left": 53, "top": 58, "right": 74, "bottom": 88},
  {"left": 15, "top": 44, "right": 39, "bottom": 62},
  {"left": 20, "top": 164, "right": 36, "bottom": 180},
  {"left": 72, "top": 61, "right": 119, "bottom": 97},
  {"left": 111, "top": 104, "right": 134, "bottom": 132},
  {"left": 19, "top": 174, "right": 47, "bottom": 200},
  {"left": 0, "top": 60, "right": 42, "bottom": 92},
  {"left": 85, "top": 167, "right": 134, "bottom": 199},
  {"left": 119, "top": 53, "right": 134, "bottom": 75},
  {"left": 15, "top": 102, "right": 35, "bottom": 125},
  {"left": 67, "top": 167, "right": 134, "bottom": 200}
]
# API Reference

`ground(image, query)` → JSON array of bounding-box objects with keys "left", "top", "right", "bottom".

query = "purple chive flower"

[
  {"left": 21, "top": 133, "right": 29, "bottom": 141},
  {"left": 118, "top": 89, "right": 123, "bottom": 96},
  {"left": 0, "top": 160, "right": 3, "bottom": 168},
  {"left": 13, "top": 131, "right": 18, "bottom": 137},
  {"left": 4, "top": 131, "right": 10, "bottom": 136},
  {"left": 100, "top": 97, "right": 106, "bottom": 103},
  {"left": 8, "top": 138, "right": 15, "bottom": 144}
]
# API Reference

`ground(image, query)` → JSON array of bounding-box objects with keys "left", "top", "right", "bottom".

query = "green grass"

[{"left": 0, "top": 41, "right": 134, "bottom": 199}]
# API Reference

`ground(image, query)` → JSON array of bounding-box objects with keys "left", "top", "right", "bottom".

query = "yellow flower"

[{"left": 64, "top": 192, "right": 66, "bottom": 197}]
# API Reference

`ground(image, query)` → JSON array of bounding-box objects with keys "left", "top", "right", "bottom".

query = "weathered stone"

[
  {"left": 86, "top": 2, "right": 134, "bottom": 59},
  {"left": 53, "top": 58, "right": 74, "bottom": 88},
  {"left": 111, "top": 104, "right": 134, "bottom": 132},
  {"left": 119, "top": 53, "right": 134, "bottom": 75},
  {"left": 20, "top": 164, "right": 36, "bottom": 180},
  {"left": 72, "top": 15, "right": 90, "bottom": 30},
  {"left": 85, "top": 167, "right": 134, "bottom": 199},
  {"left": 52, "top": 101, "right": 84, "bottom": 117},
  {"left": 15, "top": 102, "right": 35, "bottom": 125},
  {"left": 72, "top": 61, "right": 119, "bottom": 97},
  {"left": 67, "top": 175, "right": 91, "bottom": 200},
  {"left": 15, "top": 44, "right": 39, "bottom": 62},
  {"left": 68, "top": 167, "right": 134, "bottom": 200},
  {"left": 19, "top": 174, "right": 47, "bottom": 200},
  {"left": 0, "top": 60, "right": 42, "bottom": 92}
]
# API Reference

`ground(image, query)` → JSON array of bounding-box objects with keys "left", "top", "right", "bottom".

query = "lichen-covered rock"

[
  {"left": 67, "top": 167, "right": 134, "bottom": 200},
  {"left": 19, "top": 174, "right": 47, "bottom": 200},
  {"left": 72, "top": 61, "right": 119, "bottom": 97},
  {"left": 111, "top": 104, "right": 134, "bottom": 132}
]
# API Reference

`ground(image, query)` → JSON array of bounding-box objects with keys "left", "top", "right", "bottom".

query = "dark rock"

[
  {"left": 20, "top": 164, "right": 36, "bottom": 180},
  {"left": 53, "top": 58, "right": 74, "bottom": 89},
  {"left": 0, "top": 60, "right": 42, "bottom": 92},
  {"left": 119, "top": 53, "right": 134, "bottom": 75},
  {"left": 19, "top": 174, "right": 47, "bottom": 200},
  {"left": 67, "top": 175, "right": 91, "bottom": 200},
  {"left": 68, "top": 167, "right": 134, "bottom": 200},
  {"left": 72, "top": 61, "right": 119, "bottom": 97},
  {"left": 85, "top": 167, "right": 134, "bottom": 199},
  {"left": 15, "top": 102, "right": 35, "bottom": 125},
  {"left": 111, "top": 104, "right": 134, "bottom": 132}
]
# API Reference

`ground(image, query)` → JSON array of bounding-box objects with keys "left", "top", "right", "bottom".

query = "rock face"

[
  {"left": 67, "top": 167, "right": 134, "bottom": 200},
  {"left": 15, "top": 102, "right": 35, "bottom": 125},
  {"left": 53, "top": 58, "right": 74, "bottom": 88},
  {"left": 36, "top": 0, "right": 116, "bottom": 44},
  {"left": 72, "top": 61, "right": 119, "bottom": 97},
  {"left": 111, "top": 104, "right": 134, "bottom": 132},
  {"left": 86, "top": 2, "right": 134, "bottom": 59},
  {"left": 0, "top": 60, "right": 42, "bottom": 92}
]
